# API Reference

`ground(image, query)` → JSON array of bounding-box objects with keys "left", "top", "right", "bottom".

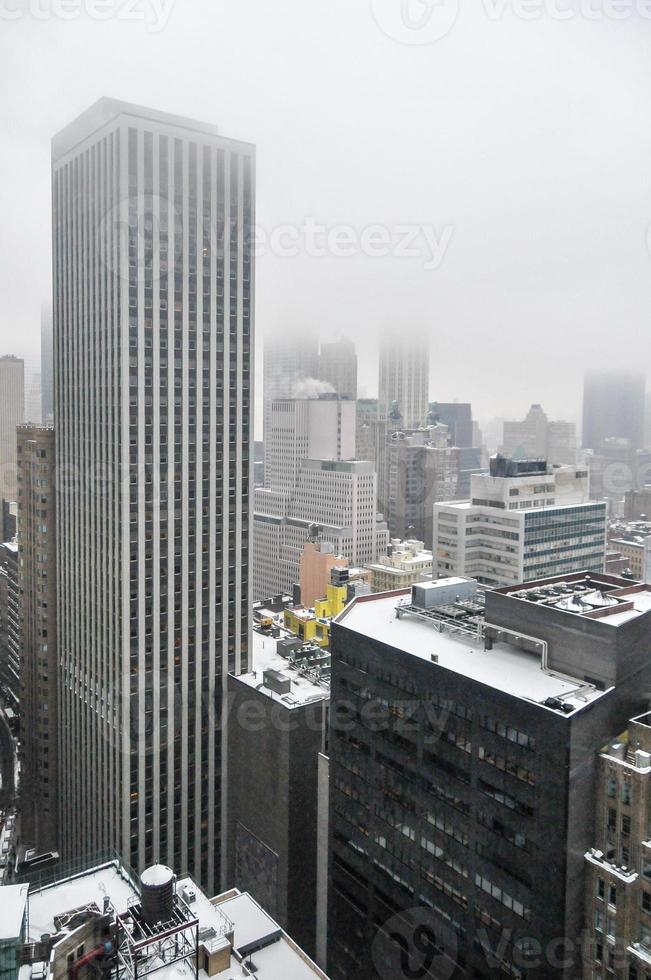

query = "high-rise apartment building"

[
  {"left": 318, "top": 339, "right": 357, "bottom": 400},
  {"left": 40, "top": 304, "right": 54, "bottom": 425},
  {"left": 502, "top": 403, "right": 578, "bottom": 466},
  {"left": 327, "top": 572, "right": 651, "bottom": 980},
  {"left": 0, "top": 355, "right": 25, "bottom": 509},
  {"left": 53, "top": 98, "right": 254, "bottom": 891},
  {"left": 583, "top": 371, "right": 646, "bottom": 452},
  {"left": 434, "top": 455, "right": 607, "bottom": 587},
  {"left": 583, "top": 711, "right": 651, "bottom": 978},
  {"left": 16, "top": 426, "right": 58, "bottom": 854},
  {"left": 378, "top": 335, "right": 429, "bottom": 430}
]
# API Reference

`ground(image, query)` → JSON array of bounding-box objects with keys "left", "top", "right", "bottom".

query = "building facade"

[
  {"left": 364, "top": 538, "right": 433, "bottom": 592},
  {"left": 378, "top": 336, "right": 429, "bottom": 430},
  {"left": 40, "top": 305, "right": 54, "bottom": 425},
  {"left": 263, "top": 331, "right": 320, "bottom": 480},
  {"left": 383, "top": 427, "right": 460, "bottom": 548},
  {"left": 327, "top": 573, "right": 651, "bottom": 980},
  {"left": 318, "top": 339, "right": 357, "bottom": 401},
  {"left": 434, "top": 456, "right": 607, "bottom": 587},
  {"left": 502, "top": 404, "right": 578, "bottom": 466},
  {"left": 16, "top": 426, "right": 58, "bottom": 854},
  {"left": 53, "top": 98, "right": 254, "bottom": 891},
  {"left": 582, "top": 710, "right": 651, "bottom": 978},
  {"left": 583, "top": 371, "right": 646, "bottom": 452},
  {"left": 0, "top": 356, "right": 25, "bottom": 512}
]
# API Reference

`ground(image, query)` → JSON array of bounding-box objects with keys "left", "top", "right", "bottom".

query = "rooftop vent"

[{"left": 263, "top": 669, "right": 292, "bottom": 696}]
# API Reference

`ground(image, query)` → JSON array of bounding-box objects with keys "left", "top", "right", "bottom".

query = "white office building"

[
  {"left": 434, "top": 456, "right": 607, "bottom": 587},
  {"left": 253, "top": 396, "right": 387, "bottom": 599},
  {"left": 53, "top": 99, "right": 254, "bottom": 893}
]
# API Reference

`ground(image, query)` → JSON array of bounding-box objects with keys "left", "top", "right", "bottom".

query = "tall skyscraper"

[
  {"left": 0, "top": 355, "right": 25, "bottom": 509},
  {"left": 17, "top": 426, "right": 58, "bottom": 854},
  {"left": 318, "top": 338, "right": 357, "bottom": 400},
  {"left": 53, "top": 99, "right": 254, "bottom": 891},
  {"left": 378, "top": 335, "right": 429, "bottom": 430},
  {"left": 583, "top": 370, "right": 646, "bottom": 451},
  {"left": 41, "top": 304, "right": 54, "bottom": 425}
]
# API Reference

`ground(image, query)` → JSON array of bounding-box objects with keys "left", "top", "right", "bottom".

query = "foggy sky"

[{"left": 2, "top": 0, "right": 651, "bottom": 436}]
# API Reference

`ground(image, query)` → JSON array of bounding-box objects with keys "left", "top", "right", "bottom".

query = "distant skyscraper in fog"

[
  {"left": 53, "top": 99, "right": 254, "bottom": 893},
  {"left": 583, "top": 370, "right": 646, "bottom": 451},
  {"left": 41, "top": 304, "right": 54, "bottom": 424},
  {"left": 378, "top": 335, "right": 429, "bottom": 429},
  {"left": 318, "top": 338, "right": 357, "bottom": 400},
  {"left": 263, "top": 331, "right": 319, "bottom": 480},
  {"left": 0, "top": 355, "right": 24, "bottom": 509},
  {"left": 502, "top": 403, "right": 577, "bottom": 465},
  {"left": 428, "top": 401, "right": 473, "bottom": 447}
]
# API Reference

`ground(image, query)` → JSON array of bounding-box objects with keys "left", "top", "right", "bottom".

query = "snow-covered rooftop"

[
  {"left": 0, "top": 883, "right": 28, "bottom": 939},
  {"left": 336, "top": 591, "right": 607, "bottom": 714}
]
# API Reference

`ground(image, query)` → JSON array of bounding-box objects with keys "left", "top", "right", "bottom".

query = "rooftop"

[
  {"left": 237, "top": 631, "right": 330, "bottom": 707},
  {"left": 25, "top": 862, "right": 327, "bottom": 980},
  {"left": 0, "top": 883, "right": 28, "bottom": 939},
  {"left": 336, "top": 588, "right": 607, "bottom": 714},
  {"left": 495, "top": 573, "right": 651, "bottom": 626}
]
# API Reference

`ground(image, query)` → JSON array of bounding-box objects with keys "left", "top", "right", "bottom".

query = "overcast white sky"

[{"left": 2, "top": 0, "right": 651, "bottom": 432}]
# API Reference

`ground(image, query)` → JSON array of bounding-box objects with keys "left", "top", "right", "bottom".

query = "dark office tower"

[
  {"left": 17, "top": 426, "right": 58, "bottom": 853},
  {"left": 583, "top": 370, "right": 646, "bottom": 451},
  {"left": 428, "top": 402, "right": 473, "bottom": 447},
  {"left": 327, "top": 573, "right": 651, "bottom": 980},
  {"left": 52, "top": 99, "right": 254, "bottom": 892},
  {"left": 40, "top": 304, "right": 54, "bottom": 425},
  {"left": 319, "top": 339, "right": 357, "bottom": 401}
]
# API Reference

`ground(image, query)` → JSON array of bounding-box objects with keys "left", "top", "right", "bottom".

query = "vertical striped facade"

[{"left": 52, "top": 100, "right": 254, "bottom": 893}]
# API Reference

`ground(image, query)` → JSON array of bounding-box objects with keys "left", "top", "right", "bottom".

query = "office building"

[
  {"left": 300, "top": 539, "right": 349, "bottom": 608},
  {"left": 53, "top": 99, "right": 254, "bottom": 891},
  {"left": 583, "top": 371, "right": 646, "bottom": 452},
  {"left": 0, "top": 540, "right": 20, "bottom": 710},
  {"left": 434, "top": 455, "right": 607, "bottom": 587},
  {"left": 18, "top": 857, "right": 328, "bottom": 980},
  {"left": 355, "top": 399, "right": 384, "bottom": 465},
  {"left": 364, "top": 537, "right": 433, "bottom": 592},
  {"left": 583, "top": 711, "right": 651, "bottom": 978},
  {"left": 625, "top": 487, "right": 651, "bottom": 521},
  {"left": 264, "top": 396, "right": 355, "bottom": 495},
  {"left": 378, "top": 335, "right": 429, "bottom": 430},
  {"left": 318, "top": 339, "right": 357, "bottom": 401},
  {"left": 383, "top": 426, "right": 460, "bottom": 548},
  {"left": 227, "top": 629, "right": 330, "bottom": 960},
  {"left": 40, "top": 305, "right": 53, "bottom": 425},
  {"left": 253, "top": 458, "right": 388, "bottom": 601},
  {"left": 263, "top": 331, "right": 319, "bottom": 481},
  {"left": 587, "top": 442, "right": 651, "bottom": 516},
  {"left": 254, "top": 395, "right": 387, "bottom": 600},
  {"left": 327, "top": 572, "right": 651, "bottom": 980},
  {"left": 0, "top": 356, "right": 24, "bottom": 511},
  {"left": 16, "top": 427, "right": 58, "bottom": 854},
  {"left": 428, "top": 402, "right": 473, "bottom": 448},
  {"left": 502, "top": 403, "right": 578, "bottom": 466}
]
